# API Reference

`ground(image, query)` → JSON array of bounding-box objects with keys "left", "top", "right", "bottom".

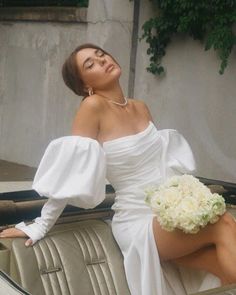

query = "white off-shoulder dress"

[{"left": 16, "top": 121, "right": 221, "bottom": 295}]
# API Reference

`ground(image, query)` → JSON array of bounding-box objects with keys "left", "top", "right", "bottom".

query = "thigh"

[{"left": 152, "top": 216, "right": 216, "bottom": 261}]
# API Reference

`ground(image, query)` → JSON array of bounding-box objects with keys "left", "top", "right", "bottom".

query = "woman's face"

[{"left": 75, "top": 48, "right": 121, "bottom": 92}]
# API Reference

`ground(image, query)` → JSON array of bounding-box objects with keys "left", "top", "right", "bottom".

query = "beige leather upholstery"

[
  {"left": 9, "top": 219, "right": 130, "bottom": 295},
  {"left": 1, "top": 218, "right": 236, "bottom": 294}
]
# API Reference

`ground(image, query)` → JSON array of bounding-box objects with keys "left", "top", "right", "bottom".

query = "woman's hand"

[{"left": 0, "top": 228, "right": 33, "bottom": 247}]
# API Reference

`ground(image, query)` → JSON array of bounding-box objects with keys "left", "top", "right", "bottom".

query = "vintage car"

[{"left": 0, "top": 169, "right": 236, "bottom": 295}]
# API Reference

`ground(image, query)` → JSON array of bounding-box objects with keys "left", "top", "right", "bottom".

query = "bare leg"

[
  {"left": 152, "top": 212, "right": 236, "bottom": 282},
  {"left": 172, "top": 246, "right": 230, "bottom": 285}
]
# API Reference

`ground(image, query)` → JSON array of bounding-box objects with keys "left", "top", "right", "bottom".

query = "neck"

[{"left": 95, "top": 83, "right": 125, "bottom": 103}]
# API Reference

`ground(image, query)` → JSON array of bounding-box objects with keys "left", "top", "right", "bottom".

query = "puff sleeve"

[
  {"left": 33, "top": 136, "right": 106, "bottom": 208},
  {"left": 15, "top": 136, "right": 106, "bottom": 244},
  {"left": 160, "top": 129, "right": 196, "bottom": 179}
]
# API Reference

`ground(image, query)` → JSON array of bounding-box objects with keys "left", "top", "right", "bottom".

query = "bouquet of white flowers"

[{"left": 145, "top": 174, "right": 226, "bottom": 234}]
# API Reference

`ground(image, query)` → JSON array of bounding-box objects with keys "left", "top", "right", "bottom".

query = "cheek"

[
  {"left": 85, "top": 68, "right": 102, "bottom": 81},
  {"left": 81, "top": 69, "right": 104, "bottom": 88},
  {"left": 80, "top": 69, "right": 98, "bottom": 84}
]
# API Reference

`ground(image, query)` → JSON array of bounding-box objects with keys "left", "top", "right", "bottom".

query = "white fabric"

[
  {"left": 16, "top": 136, "right": 106, "bottom": 244},
  {"left": 16, "top": 121, "right": 221, "bottom": 294}
]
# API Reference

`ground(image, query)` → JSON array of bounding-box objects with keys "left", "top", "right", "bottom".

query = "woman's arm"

[{"left": 0, "top": 198, "right": 67, "bottom": 246}]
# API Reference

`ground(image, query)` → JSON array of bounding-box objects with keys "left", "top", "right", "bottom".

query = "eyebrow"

[{"left": 82, "top": 49, "right": 100, "bottom": 68}]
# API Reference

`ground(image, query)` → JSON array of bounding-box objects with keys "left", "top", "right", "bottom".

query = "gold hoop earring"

[{"left": 88, "top": 89, "right": 94, "bottom": 96}]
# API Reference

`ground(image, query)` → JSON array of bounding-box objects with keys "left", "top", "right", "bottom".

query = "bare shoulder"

[
  {"left": 131, "top": 98, "right": 153, "bottom": 120},
  {"left": 71, "top": 95, "right": 105, "bottom": 138},
  {"left": 80, "top": 94, "right": 105, "bottom": 110}
]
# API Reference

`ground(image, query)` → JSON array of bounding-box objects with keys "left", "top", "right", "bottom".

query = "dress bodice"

[
  {"left": 103, "top": 121, "right": 196, "bottom": 211},
  {"left": 103, "top": 122, "right": 162, "bottom": 192}
]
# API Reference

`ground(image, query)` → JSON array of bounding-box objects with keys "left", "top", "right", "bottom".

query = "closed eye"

[
  {"left": 85, "top": 60, "right": 94, "bottom": 69},
  {"left": 84, "top": 50, "right": 105, "bottom": 69}
]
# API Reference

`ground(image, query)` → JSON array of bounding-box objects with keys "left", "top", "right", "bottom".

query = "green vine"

[{"left": 141, "top": 0, "right": 236, "bottom": 75}]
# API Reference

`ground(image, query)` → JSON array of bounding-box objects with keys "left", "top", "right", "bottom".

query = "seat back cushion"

[{"left": 11, "top": 219, "right": 130, "bottom": 295}]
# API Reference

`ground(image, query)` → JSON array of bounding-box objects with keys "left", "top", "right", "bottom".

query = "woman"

[{"left": 1, "top": 43, "right": 236, "bottom": 295}]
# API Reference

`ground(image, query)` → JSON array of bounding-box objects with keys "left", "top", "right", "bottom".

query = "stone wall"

[
  {"left": 135, "top": 0, "right": 236, "bottom": 183},
  {"left": 0, "top": 0, "right": 134, "bottom": 167}
]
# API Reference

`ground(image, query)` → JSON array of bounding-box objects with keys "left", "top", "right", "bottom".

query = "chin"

[{"left": 111, "top": 66, "right": 122, "bottom": 79}]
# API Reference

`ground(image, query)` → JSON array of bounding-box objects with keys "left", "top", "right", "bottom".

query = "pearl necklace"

[{"left": 99, "top": 94, "right": 128, "bottom": 107}]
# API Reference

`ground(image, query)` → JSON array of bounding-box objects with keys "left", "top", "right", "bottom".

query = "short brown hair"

[{"left": 62, "top": 43, "right": 115, "bottom": 98}]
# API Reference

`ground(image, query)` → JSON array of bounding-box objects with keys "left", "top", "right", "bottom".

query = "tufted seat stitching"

[
  {"left": 83, "top": 228, "right": 102, "bottom": 263},
  {"left": 90, "top": 227, "right": 118, "bottom": 295},
  {"left": 10, "top": 220, "right": 131, "bottom": 295},
  {"left": 41, "top": 239, "right": 62, "bottom": 295},
  {"left": 73, "top": 230, "right": 103, "bottom": 295},
  {"left": 78, "top": 229, "right": 96, "bottom": 263},
  {"left": 34, "top": 239, "right": 60, "bottom": 295},
  {"left": 86, "top": 226, "right": 117, "bottom": 295},
  {"left": 82, "top": 226, "right": 114, "bottom": 294},
  {"left": 73, "top": 226, "right": 117, "bottom": 295},
  {"left": 87, "top": 227, "right": 117, "bottom": 295},
  {"left": 33, "top": 240, "right": 53, "bottom": 295},
  {"left": 49, "top": 237, "right": 72, "bottom": 295},
  {"left": 43, "top": 238, "right": 68, "bottom": 295}
]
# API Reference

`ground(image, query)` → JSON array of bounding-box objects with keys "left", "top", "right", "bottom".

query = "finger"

[{"left": 25, "top": 239, "right": 33, "bottom": 247}]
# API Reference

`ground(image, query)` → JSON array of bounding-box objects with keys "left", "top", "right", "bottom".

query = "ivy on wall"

[{"left": 141, "top": 0, "right": 236, "bottom": 75}]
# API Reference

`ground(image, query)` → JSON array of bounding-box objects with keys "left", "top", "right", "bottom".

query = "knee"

[{"left": 215, "top": 212, "right": 236, "bottom": 239}]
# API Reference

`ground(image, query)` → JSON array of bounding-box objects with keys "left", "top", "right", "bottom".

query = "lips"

[{"left": 105, "top": 64, "right": 114, "bottom": 72}]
